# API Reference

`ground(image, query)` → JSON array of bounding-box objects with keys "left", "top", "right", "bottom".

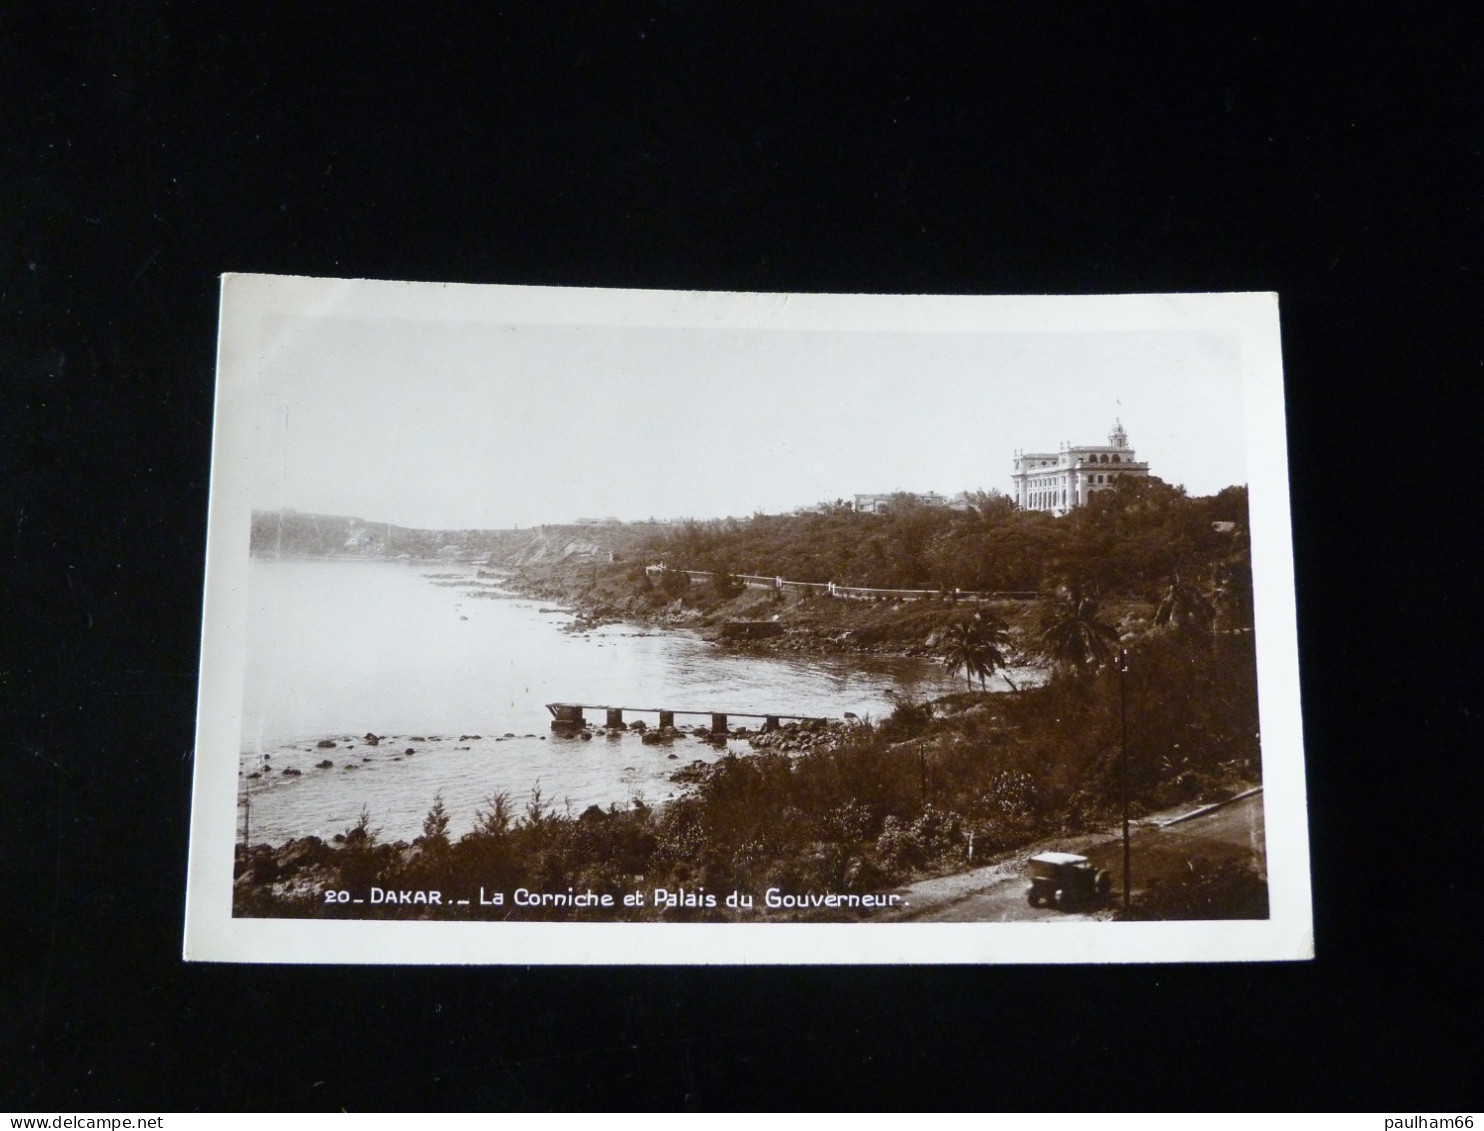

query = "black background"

[{"left": 4, "top": 1, "right": 1481, "bottom": 1111}]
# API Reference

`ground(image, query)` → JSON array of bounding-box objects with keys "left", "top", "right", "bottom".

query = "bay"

[{"left": 238, "top": 557, "right": 970, "bottom": 843}]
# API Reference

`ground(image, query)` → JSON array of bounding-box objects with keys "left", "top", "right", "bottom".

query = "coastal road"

[{"left": 902, "top": 789, "right": 1265, "bottom": 923}]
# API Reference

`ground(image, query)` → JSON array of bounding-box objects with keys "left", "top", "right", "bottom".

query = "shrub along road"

[{"left": 896, "top": 788, "right": 1265, "bottom": 922}]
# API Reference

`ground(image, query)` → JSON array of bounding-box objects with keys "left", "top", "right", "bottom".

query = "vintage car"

[{"left": 1026, "top": 851, "right": 1113, "bottom": 910}]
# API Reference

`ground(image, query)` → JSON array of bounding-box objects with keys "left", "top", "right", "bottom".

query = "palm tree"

[
  {"left": 939, "top": 619, "right": 988, "bottom": 690},
  {"left": 1153, "top": 569, "right": 1214, "bottom": 636},
  {"left": 1037, "top": 589, "right": 1119, "bottom": 677},
  {"left": 973, "top": 611, "right": 1016, "bottom": 691},
  {"left": 939, "top": 613, "right": 1015, "bottom": 691}
]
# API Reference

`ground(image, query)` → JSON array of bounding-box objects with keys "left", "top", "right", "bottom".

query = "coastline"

[
  {"left": 232, "top": 686, "right": 1264, "bottom": 924},
  {"left": 235, "top": 553, "right": 965, "bottom": 846},
  {"left": 230, "top": 550, "right": 1264, "bottom": 924},
  {"left": 498, "top": 555, "right": 1063, "bottom": 667}
]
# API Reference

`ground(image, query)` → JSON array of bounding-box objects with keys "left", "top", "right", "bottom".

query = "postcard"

[{"left": 185, "top": 276, "right": 1311, "bottom": 963}]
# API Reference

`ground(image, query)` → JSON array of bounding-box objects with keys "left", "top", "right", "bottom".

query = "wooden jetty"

[{"left": 545, "top": 702, "right": 826, "bottom": 734}]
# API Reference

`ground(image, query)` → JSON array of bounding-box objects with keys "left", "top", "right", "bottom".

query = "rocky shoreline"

[
  {"left": 489, "top": 559, "right": 1069, "bottom": 666},
  {"left": 234, "top": 713, "right": 872, "bottom": 917}
]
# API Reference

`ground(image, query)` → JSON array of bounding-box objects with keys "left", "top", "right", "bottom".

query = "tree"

[
  {"left": 938, "top": 613, "right": 1015, "bottom": 691},
  {"left": 344, "top": 805, "right": 378, "bottom": 847},
  {"left": 1037, "top": 589, "right": 1119, "bottom": 677},
  {"left": 1153, "top": 570, "right": 1215, "bottom": 636},
  {"left": 471, "top": 792, "right": 514, "bottom": 839},
  {"left": 657, "top": 566, "right": 691, "bottom": 599},
  {"left": 710, "top": 569, "right": 744, "bottom": 599},
  {"left": 420, "top": 792, "right": 451, "bottom": 853},
  {"left": 340, "top": 805, "right": 382, "bottom": 890},
  {"left": 964, "top": 488, "right": 1015, "bottom": 523},
  {"left": 939, "top": 620, "right": 990, "bottom": 690},
  {"left": 973, "top": 612, "right": 1016, "bottom": 691}
]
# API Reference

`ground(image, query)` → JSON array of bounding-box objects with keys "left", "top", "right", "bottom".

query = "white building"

[{"left": 1011, "top": 420, "right": 1151, "bottom": 516}]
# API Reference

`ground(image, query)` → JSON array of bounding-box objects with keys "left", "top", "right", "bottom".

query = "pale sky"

[{"left": 246, "top": 308, "right": 1248, "bottom": 530}]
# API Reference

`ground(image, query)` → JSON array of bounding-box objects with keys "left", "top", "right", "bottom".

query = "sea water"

[{"left": 237, "top": 557, "right": 976, "bottom": 843}]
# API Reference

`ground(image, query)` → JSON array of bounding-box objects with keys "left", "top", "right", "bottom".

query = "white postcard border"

[{"left": 185, "top": 277, "right": 1311, "bottom": 964}]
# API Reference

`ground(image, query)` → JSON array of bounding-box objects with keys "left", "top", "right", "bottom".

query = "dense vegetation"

[
  {"left": 644, "top": 479, "right": 1250, "bottom": 598},
  {"left": 498, "top": 479, "right": 1253, "bottom": 672}
]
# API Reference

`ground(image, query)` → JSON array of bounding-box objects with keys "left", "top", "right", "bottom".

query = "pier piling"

[{"left": 551, "top": 705, "right": 585, "bottom": 729}]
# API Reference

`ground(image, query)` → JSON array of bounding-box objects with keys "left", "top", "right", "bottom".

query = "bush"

[
  {"left": 910, "top": 804, "right": 962, "bottom": 855},
  {"left": 878, "top": 698, "right": 933, "bottom": 741},
  {"left": 710, "top": 570, "right": 745, "bottom": 599},
  {"left": 875, "top": 816, "right": 926, "bottom": 872},
  {"left": 657, "top": 568, "right": 691, "bottom": 598},
  {"left": 822, "top": 800, "right": 878, "bottom": 844}
]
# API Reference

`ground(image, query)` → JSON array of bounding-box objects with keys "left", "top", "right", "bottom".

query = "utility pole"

[{"left": 1119, "top": 647, "right": 1131, "bottom": 910}]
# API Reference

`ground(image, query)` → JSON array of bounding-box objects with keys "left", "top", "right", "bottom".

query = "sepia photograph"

[
  {"left": 17, "top": 0, "right": 1484, "bottom": 1108},
  {"left": 185, "top": 276, "right": 1309, "bottom": 963}
]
